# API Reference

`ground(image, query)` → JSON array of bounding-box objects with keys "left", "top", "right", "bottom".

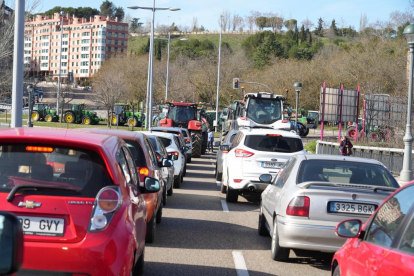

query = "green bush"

[{"left": 304, "top": 140, "right": 317, "bottom": 153}]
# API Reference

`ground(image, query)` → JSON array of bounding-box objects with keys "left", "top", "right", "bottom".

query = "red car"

[
  {"left": 0, "top": 128, "right": 160, "bottom": 275},
  {"left": 332, "top": 182, "right": 414, "bottom": 276},
  {"left": 80, "top": 128, "right": 172, "bottom": 243}
]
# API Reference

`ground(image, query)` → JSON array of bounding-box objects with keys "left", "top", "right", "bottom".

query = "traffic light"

[{"left": 233, "top": 78, "right": 239, "bottom": 89}]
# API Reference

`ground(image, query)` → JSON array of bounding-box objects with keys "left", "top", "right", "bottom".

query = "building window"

[{"left": 122, "top": 26, "right": 125, "bottom": 31}]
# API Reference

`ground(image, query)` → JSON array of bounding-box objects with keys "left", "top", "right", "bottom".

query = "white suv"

[{"left": 221, "top": 128, "right": 305, "bottom": 203}]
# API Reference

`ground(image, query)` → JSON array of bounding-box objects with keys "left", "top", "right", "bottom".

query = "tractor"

[
  {"left": 108, "top": 103, "right": 145, "bottom": 127},
  {"left": 63, "top": 103, "right": 101, "bottom": 125},
  {"left": 31, "top": 103, "right": 59, "bottom": 122},
  {"left": 158, "top": 102, "right": 208, "bottom": 158}
]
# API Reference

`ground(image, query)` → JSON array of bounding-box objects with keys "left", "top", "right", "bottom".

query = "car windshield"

[
  {"left": 167, "top": 105, "right": 196, "bottom": 122},
  {"left": 307, "top": 112, "right": 319, "bottom": 119},
  {"left": 244, "top": 135, "right": 303, "bottom": 153},
  {"left": 246, "top": 98, "right": 282, "bottom": 124},
  {"left": 0, "top": 144, "right": 113, "bottom": 197},
  {"left": 297, "top": 160, "right": 399, "bottom": 187}
]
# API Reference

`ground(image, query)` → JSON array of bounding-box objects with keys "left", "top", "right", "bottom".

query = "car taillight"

[
  {"left": 184, "top": 138, "right": 191, "bottom": 143},
  {"left": 168, "top": 151, "right": 179, "bottom": 157},
  {"left": 282, "top": 120, "right": 289, "bottom": 123},
  {"left": 89, "top": 186, "right": 122, "bottom": 232},
  {"left": 233, "top": 179, "right": 243, "bottom": 183},
  {"left": 286, "top": 196, "right": 310, "bottom": 217},
  {"left": 235, "top": 149, "right": 254, "bottom": 158},
  {"left": 138, "top": 167, "right": 150, "bottom": 183},
  {"left": 156, "top": 152, "right": 162, "bottom": 162}
]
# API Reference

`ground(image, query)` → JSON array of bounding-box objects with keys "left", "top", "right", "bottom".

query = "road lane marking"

[
  {"left": 221, "top": 200, "right": 229, "bottom": 212},
  {"left": 216, "top": 181, "right": 221, "bottom": 187},
  {"left": 232, "top": 251, "right": 249, "bottom": 276}
]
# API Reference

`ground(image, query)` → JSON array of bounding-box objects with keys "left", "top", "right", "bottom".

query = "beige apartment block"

[{"left": 24, "top": 13, "right": 128, "bottom": 81}]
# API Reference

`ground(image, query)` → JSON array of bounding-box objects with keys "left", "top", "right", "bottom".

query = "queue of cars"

[{"left": 0, "top": 125, "right": 194, "bottom": 275}]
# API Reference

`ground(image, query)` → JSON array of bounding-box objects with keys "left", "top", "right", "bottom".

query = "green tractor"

[
  {"left": 63, "top": 103, "right": 101, "bottom": 125},
  {"left": 108, "top": 103, "right": 145, "bottom": 127},
  {"left": 31, "top": 103, "right": 59, "bottom": 122}
]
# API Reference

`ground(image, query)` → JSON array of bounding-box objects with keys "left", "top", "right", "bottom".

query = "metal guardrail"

[{"left": 316, "top": 140, "right": 414, "bottom": 175}]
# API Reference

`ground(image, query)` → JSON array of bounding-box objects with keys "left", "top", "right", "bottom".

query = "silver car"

[
  {"left": 215, "top": 129, "right": 239, "bottom": 182},
  {"left": 258, "top": 154, "right": 399, "bottom": 261}
]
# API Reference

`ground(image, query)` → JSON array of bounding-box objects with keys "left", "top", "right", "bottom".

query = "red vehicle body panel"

[
  {"left": 168, "top": 101, "right": 197, "bottom": 106},
  {"left": 332, "top": 182, "right": 414, "bottom": 276},
  {"left": 78, "top": 128, "right": 163, "bottom": 223},
  {"left": 188, "top": 120, "right": 202, "bottom": 130},
  {"left": 0, "top": 128, "right": 147, "bottom": 275},
  {"left": 159, "top": 118, "right": 173, "bottom": 127}
]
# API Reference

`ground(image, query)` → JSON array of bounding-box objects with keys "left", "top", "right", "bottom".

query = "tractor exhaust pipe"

[{"left": 247, "top": 184, "right": 256, "bottom": 192}]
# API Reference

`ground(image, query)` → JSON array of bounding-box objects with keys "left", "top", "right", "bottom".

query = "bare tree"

[
  {"left": 301, "top": 17, "right": 314, "bottom": 31},
  {"left": 218, "top": 10, "right": 231, "bottom": 31},
  {"left": 266, "top": 12, "right": 284, "bottom": 33},
  {"left": 232, "top": 13, "right": 243, "bottom": 32},
  {"left": 192, "top": 17, "right": 198, "bottom": 32},
  {"left": 359, "top": 13, "right": 368, "bottom": 32}
]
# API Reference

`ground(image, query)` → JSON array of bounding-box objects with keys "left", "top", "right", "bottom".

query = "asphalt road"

[{"left": 143, "top": 147, "right": 333, "bottom": 276}]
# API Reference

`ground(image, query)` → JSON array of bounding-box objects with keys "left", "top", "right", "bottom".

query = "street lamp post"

[
  {"left": 57, "top": 10, "right": 65, "bottom": 117},
  {"left": 215, "top": 15, "right": 224, "bottom": 132},
  {"left": 27, "top": 85, "right": 33, "bottom": 127},
  {"left": 400, "top": 24, "right": 414, "bottom": 183},
  {"left": 128, "top": 4, "right": 180, "bottom": 129},
  {"left": 293, "top": 82, "right": 302, "bottom": 130},
  {"left": 155, "top": 33, "right": 187, "bottom": 101}
]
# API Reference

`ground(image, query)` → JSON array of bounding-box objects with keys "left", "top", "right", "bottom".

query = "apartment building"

[{"left": 24, "top": 12, "right": 128, "bottom": 81}]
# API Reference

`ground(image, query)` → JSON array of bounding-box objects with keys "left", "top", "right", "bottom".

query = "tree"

[
  {"left": 255, "top": 17, "right": 267, "bottom": 30},
  {"left": 329, "top": 19, "right": 338, "bottom": 37},
  {"left": 301, "top": 17, "right": 314, "bottom": 30},
  {"left": 315, "top": 17, "right": 324, "bottom": 36},
  {"left": 130, "top": 18, "right": 143, "bottom": 32},
  {"left": 114, "top": 7, "right": 124, "bottom": 21},
  {"left": 232, "top": 13, "right": 244, "bottom": 32},
  {"left": 218, "top": 10, "right": 231, "bottom": 31},
  {"left": 284, "top": 19, "right": 297, "bottom": 31},
  {"left": 100, "top": 0, "right": 115, "bottom": 18},
  {"left": 192, "top": 17, "right": 198, "bottom": 32}
]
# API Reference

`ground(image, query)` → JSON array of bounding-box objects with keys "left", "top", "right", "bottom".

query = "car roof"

[
  {"left": 140, "top": 131, "right": 175, "bottom": 139},
  {"left": 151, "top": 127, "right": 184, "bottom": 133},
  {"left": 0, "top": 127, "right": 116, "bottom": 147},
  {"left": 244, "top": 92, "right": 285, "bottom": 98},
  {"left": 78, "top": 128, "right": 145, "bottom": 142},
  {"left": 239, "top": 128, "right": 301, "bottom": 138},
  {"left": 299, "top": 154, "right": 383, "bottom": 165},
  {"left": 168, "top": 102, "right": 196, "bottom": 106}
]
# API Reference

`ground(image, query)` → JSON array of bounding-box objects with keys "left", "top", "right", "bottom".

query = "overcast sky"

[{"left": 33, "top": 0, "right": 409, "bottom": 31}]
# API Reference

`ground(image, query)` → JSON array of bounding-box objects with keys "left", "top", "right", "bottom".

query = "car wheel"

[
  {"left": 173, "top": 174, "right": 181, "bottom": 188},
  {"left": 187, "top": 155, "right": 192, "bottom": 163},
  {"left": 145, "top": 214, "right": 156, "bottom": 243},
  {"left": 167, "top": 181, "right": 173, "bottom": 196},
  {"left": 225, "top": 173, "right": 238, "bottom": 202},
  {"left": 181, "top": 171, "right": 184, "bottom": 182},
  {"left": 333, "top": 265, "right": 341, "bottom": 276},
  {"left": 156, "top": 204, "right": 162, "bottom": 224},
  {"left": 183, "top": 163, "right": 186, "bottom": 177},
  {"left": 271, "top": 219, "right": 289, "bottom": 261},
  {"left": 220, "top": 179, "right": 227, "bottom": 194},
  {"left": 258, "top": 204, "right": 269, "bottom": 236},
  {"left": 131, "top": 248, "right": 145, "bottom": 276},
  {"left": 216, "top": 164, "right": 222, "bottom": 181},
  {"left": 162, "top": 185, "right": 167, "bottom": 206}
]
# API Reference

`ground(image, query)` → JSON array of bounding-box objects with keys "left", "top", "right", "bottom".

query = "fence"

[{"left": 316, "top": 140, "right": 414, "bottom": 175}]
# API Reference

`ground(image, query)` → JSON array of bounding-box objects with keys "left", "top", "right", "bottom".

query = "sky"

[{"left": 31, "top": 0, "right": 409, "bottom": 31}]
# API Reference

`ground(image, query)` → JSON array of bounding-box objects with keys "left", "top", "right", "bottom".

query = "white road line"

[
  {"left": 232, "top": 251, "right": 249, "bottom": 276},
  {"left": 216, "top": 181, "right": 221, "bottom": 187},
  {"left": 221, "top": 200, "right": 229, "bottom": 212}
]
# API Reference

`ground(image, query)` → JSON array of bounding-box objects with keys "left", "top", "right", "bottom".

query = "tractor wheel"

[
  {"left": 109, "top": 114, "right": 117, "bottom": 125},
  {"left": 368, "top": 131, "right": 379, "bottom": 142},
  {"left": 64, "top": 111, "right": 76, "bottom": 124},
  {"left": 191, "top": 131, "right": 202, "bottom": 158},
  {"left": 31, "top": 111, "right": 40, "bottom": 122},
  {"left": 82, "top": 116, "right": 92, "bottom": 125},
  {"left": 127, "top": 116, "right": 139, "bottom": 127},
  {"left": 45, "top": 114, "right": 53, "bottom": 123},
  {"left": 201, "top": 131, "right": 208, "bottom": 155},
  {"left": 346, "top": 127, "right": 357, "bottom": 139}
]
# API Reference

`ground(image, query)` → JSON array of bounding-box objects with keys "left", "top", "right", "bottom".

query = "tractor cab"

[
  {"left": 72, "top": 104, "right": 85, "bottom": 113},
  {"left": 33, "top": 103, "right": 48, "bottom": 111},
  {"left": 165, "top": 103, "right": 198, "bottom": 127}
]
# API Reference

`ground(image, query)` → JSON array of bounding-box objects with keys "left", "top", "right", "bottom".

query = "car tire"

[
  {"left": 220, "top": 175, "right": 227, "bottom": 193},
  {"left": 333, "top": 265, "right": 341, "bottom": 276},
  {"left": 187, "top": 155, "right": 192, "bottom": 163},
  {"left": 258, "top": 204, "right": 269, "bottom": 236},
  {"left": 216, "top": 164, "right": 222, "bottom": 181},
  {"left": 226, "top": 187, "right": 238, "bottom": 203},
  {"left": 183, "top": 163, "right": 187, "bottom": 177},
  {"left": 145, "top": 214, "right": 156, "bottom": 243},
  {"left": 173, "top": 174, "right": 181, "bottom": 188},
  {"left": 156, "top": 204, "right": 162, "bottom": 224},
  {"left": 271, "top": 219, "right": 289, "bottom": 261},
  {"left": 167, "top": 181, "right": 173, "bottom": 196},
  {"left": 131, "top": 249, "right": 145, "bottom": 276}
]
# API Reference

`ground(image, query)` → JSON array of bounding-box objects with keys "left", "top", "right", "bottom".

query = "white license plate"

[
  {"left": 329, "top": 202, "right": 376, "bottom": 215},
  {"left": 261, "top": 162, "right": 281, "bottom": 168},
  {"left": 18, "top": 216, "right": 64, "bottom": 237}
]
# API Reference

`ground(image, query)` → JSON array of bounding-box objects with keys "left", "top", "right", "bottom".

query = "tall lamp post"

[
  {"left": 400, "top": 24, "right": 414, "bottom": 183},
  {"left": 155, "top": 33, "right": 187, "bottom": 101},
  {"left": 293, "top": 82, "right": 302, "bottom": 129},
  {"left": 128, "top": 3, "right": 180, "bottom": 129},
  {"left": 57, "top": 10, "right": 65, "bottom": 117},
  {"left": 215, "top": 15, "right": 224, "bottom": 132},
  {"left": 27, "top": 85, "right": 33, "bottom": 127}
]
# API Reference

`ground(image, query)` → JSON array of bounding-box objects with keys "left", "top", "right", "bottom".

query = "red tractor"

[{"left": 159, "top": 102, "right": 208, "bottom": 158}]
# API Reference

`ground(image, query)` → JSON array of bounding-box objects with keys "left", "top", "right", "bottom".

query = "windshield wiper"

[{"left": 7, "top": 185, "right": 79, "bottom": 202}]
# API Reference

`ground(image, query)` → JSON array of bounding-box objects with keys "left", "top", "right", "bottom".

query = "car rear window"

[
  {"left": 124, "top": 139, "right": 146, "bottom": 167},
  {"left": 0, "top": 144, "right": 113, "bottom": 197},
  {"left": 297, "top": 160, "right": 399, "bottom": 187},
  {"left": 158, "top": 137, "right": 172, "bottom": 148},
  {"left": 147, "top": 136, "right": 160, "bottom": 151},
  {"left": 244, "top": 135, "right": 303, "bottom": 153}
]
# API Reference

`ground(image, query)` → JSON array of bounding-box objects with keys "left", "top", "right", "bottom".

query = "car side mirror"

[
  {"left": 143, "top": 177, "right": 160, "bottom": 193},
  {"left": 220, "top": 144, "right": 230, "bottom": 153},
  {"left": 182, "top": 146, "right": 190, "bottom": 152},
  {"left": 259, "top": 174, "right": 272, "bottom": 183},
  {"left": 0, "top": 212, "right": 24, "bottom": 275},
  {"left": 335, "top": 219, "right": 362, "bottom": 239},
  {"left": 162, "top": 158, "right": 173, "bottom": 168},
  {"left": 214, "top": 141, "right": 221, "bottom": 147}
]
